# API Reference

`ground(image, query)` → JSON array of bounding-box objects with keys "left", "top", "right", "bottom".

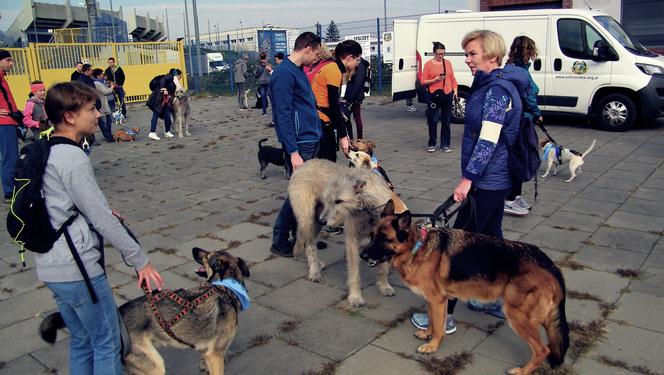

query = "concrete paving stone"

[
  {"left": 197, "top": 208, "right": 250, "bottom": 227},
  {"left": 572, "top": 245, "right": 648, "bottom": 274},
  {"left": 225, "top": 238, "right": 271, "bottom": 265},
  {"left": 601, "top": 169, "right": 652, "bottom": 185},
  {"left": 112, "top": 279, "right": 144, "bottom": 303},
  {"left": 140, "top": 249, "right": 189, "bottom": 272},
  {"left": 631, "top": 186, "right": 664, "bottom": 202},
  {"left": 238, "top": 196, "right": 284, "bottom": 215},
  {"left": 460, "top": 352, "right": 517, "bottom": 375},
  {"left": 373, "top": 319, "right": 488, "bottom": 362},
  {"left": 131, "top": 232, "right": 181, "bottom": 253},
  {"left": 224, "top": 179, "right": 263, "bottom": 192},
  {"left": 644, "top": 239, "right": 664, "bottom": 269},
  {"left": 256, "top": 278, "right": 345, "bottom": 319},
  {"left": 309, "top": 239, "right": 348, "bottom": 268},
  {"left": 184, "top": 188, "right": 236, "bottom": 203},
  {"left": 502, "top": 213, "right": 546, "bottom": 234},
  {"left": 0, "top": 286, "right": 55, "bottom": 328},
  {"left": 334, "top": 284, "right": 425, "bottom": 325},
  {"left": 228, "top": 188, "right": 281, "bottom": 203},
  {"left": 503, "top": 230, "right": 524, "bottom": 241},
  {"left": 612, "top": 292, "right": 664, "bottom": 333},
  {"left": 606, "top": 211, "right": 664, "bottom": 234},
  {"left": 0, "top": 258, "right": 15, "bottom": 277},
  {"left": 160, "top": 270, "right": 201, "bottom": 290},
  {"left": 589, "top": 226, "right": 659, "bottom": 253},
  {"left": 225, "top": 339, "right": 329, "bottom": 375},
  {"left": 211, "top": 222, "right": 272, "bottom": 243},
  {"left": 540, "top": 247, "right": 569, "bottom": 263},
  {"left": 574, "top": 357, "right": 642, "bottom": 375},
  {"left": 519, "top": 225, "right": 590, "bottom": 253},
  {"left": 613, "top": 160, "right": 659, "bottom": 173},
  {"left": 619, "top": 198, "right": 664, "bottom": 218},
  {"left": 589, "top": 322, "right": 664, "bottom": 371},
  {"left": 0, "top": 317, "right": 59, "bottom": 362},
  {"left": 473, "top": 324, "right": 531, "bottom": 368},
  {"left": 527, "top": 199, "right": 566, "bottom": 217},
  {"left": 172, "top": 237, "right": 227, "bottom": 259},
  {"left": 628, "top": 267, "right": 664, "bottom": 298},
  {"left": 562, "top": 267, "right": 629, "bottom": 303},
  {"left": 320, "top": 258, "right": 382, "bottom": 292},
  {"left": 29, "top": 338, "right": 70, "bottom": 374},
  {"left": 244, "top": 279, "right": 273, "bottom": 299},
  {"left": 228, "top": 303, "right": 292, "bottom": 353},
  {"left": 0, "top": 355, "right": 49, "bottom": 375},
  {"left": 168, "top": 260, "right": 204, "bottom": 283},
  {"left": 0, "top": 268, "right": 44, "bottom": 297},
  {"left": 565, "top": 297, "right": 604, "bottom": 325},
  {"left": 153, "top": 208, "right": 210, "bottom": 226},
  {"left": 534, "top": 187, "right": 577, "bottom": 204},
  {"left": 642, "top": 176, "right": 664, "bottom": 190},
  {"left": 162, "top": 219, "right": 223, "bottom": 242},
  {"left": 542, "top": 210, "right": 605, "bottom": 233},
  {"left": 576, "top": 186, "right": 631, "bottom": 204},
  {"left": 559, "top": 197, "right": 620, "bottom": 219},
  {"left": 281, "top": 308, "right": 386, "bottom": 361},
  {"left": 105, "top": 268, "right": 133, "bottom": 289},
  {"left": 336, "top": 344, "right": 428, "bottom": 375}
]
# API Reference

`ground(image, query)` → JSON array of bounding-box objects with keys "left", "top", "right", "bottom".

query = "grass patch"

[
  {"left": 599, "top": 302, "right": 618, "bottom": 319},
  {"left": 596, "top": 355, "right": 662, "bottom": 375},
  {"left": 532, "top": 364, "right": 577, "bottom": 375},
  {"left": 154, "top": 247, "right": 177, "bottom": 255},
  {"left": 226, "top": 240, "right": 241, "bottom": 250},
  {"left": 567, "top": 290, "right": 603, "bottom": 302},
  {"left": 552, "top": 225, "right": 579, "bottom": 232},
  {"left": 300, "top": 361, "right": 339, "bottom": 375},
  {"left": 257, "top": 233, "right": 271, "bottom": 239},
  {"left": 383, "top": 306, "right": 419, "bottom": 328},
  {"left": 398, "top": 351, "right": 474, "bottom": 375},
  {"left": 615, "top": 268, "right": 642, "bottom": 279},
  {"left": 568, "top": 320, "right": 606, "bottom": 360},
  {"left": 248, "top": 334, "right": 271, "bottom": 349},
  {"left": 168, "top": 144, "right": 184, "bottom": 150},
  {"left": 278, "top": 320, "right": 300, "bottom": 333},
  {"left": 555, "top": 258, "right": 587, "bottom": 271}
]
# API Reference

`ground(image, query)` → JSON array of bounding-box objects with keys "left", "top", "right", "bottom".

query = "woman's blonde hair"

[{"left": 461, "top": 30, "right": 506, "bottom": 66}]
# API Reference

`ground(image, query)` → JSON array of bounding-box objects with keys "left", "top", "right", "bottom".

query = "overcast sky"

[{"left": 1, "top": 0, "right": 470, "bottom": 39}]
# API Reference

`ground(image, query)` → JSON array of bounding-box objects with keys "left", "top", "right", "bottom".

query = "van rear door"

[{"left": 392, "top": 20, "right": 418, "bottom": 101}]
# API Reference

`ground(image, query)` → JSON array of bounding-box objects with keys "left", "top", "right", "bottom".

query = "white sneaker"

[
  {"left": 406, "top": 105, "right": 418, "bottom": 112},
  {"left": 504, "top": 200, "right": 529, "bottom": 216},
  {"left": 164, "top": 131, "right": 175, "bottom": 138},
  {"left": 148, "top": 132, "right": 160, "bottom": 140}
]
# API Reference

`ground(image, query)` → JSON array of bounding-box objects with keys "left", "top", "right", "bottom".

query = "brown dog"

[
  {"left": 349, "top": 139, "right": 376, "bottom": 155},
  {"left": 360, "top": 200, "right": 569, "bottom": 375},
  {"left": 114, "top": 127, "right": 140, "bottom": 142}
]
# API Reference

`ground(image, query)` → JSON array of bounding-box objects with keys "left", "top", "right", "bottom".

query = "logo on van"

[{"left": 572, "top": 61, "right": 588, "bottom": 75}]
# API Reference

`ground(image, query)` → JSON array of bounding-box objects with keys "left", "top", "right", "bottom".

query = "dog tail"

[
  {"left": 39, "top": 312, "right": 66, "bottom": 344},
  {"left": 258, "top": 138, "right": 268, "bottom": 148},
  {"left": 581, "top": 139, "right": 596, "bottom": 158},
  {"left": 545, "top": 267, "right": 570, "bottom": 367}
]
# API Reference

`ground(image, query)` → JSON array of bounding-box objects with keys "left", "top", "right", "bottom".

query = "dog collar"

[
  {"left": 411, "top": 226, "right": 429, "bottom": 254},
  {"left": 212, "top": 279, "right": 251, "bottom": 311}
]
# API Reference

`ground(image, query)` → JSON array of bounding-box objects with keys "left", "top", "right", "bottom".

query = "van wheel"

[
  {"left": 451, "top": 89, "right": 468, "bottom": 124},
  {"left": 594, "top": 93, "right": 637, "bottom": 132}
]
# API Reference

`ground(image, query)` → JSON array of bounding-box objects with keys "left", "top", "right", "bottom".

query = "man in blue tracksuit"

[{"left": 270, "top": 32, "right": 323, "bottom": 257}]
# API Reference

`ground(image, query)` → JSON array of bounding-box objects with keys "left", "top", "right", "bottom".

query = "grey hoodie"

[
  {"left": 234, "top": 59, "right": 248, "bottom": 83},
  {"left": 36, "top": 143, "right": 149, "bottom": 283}
]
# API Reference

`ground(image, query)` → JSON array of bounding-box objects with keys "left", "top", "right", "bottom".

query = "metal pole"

[
  {"left": 165, "top": 8, "right": 170, "bottom": 40},
  {"left": 216, "top": 20, "right": 220, "bottom": 51},
  {"left": 383, "top": 0, "right": 387, "bottom": 33},
  {"left": 438, "top": 0, "right": 441, "bottom": 13},
  {"left": 207, "top": 19, "right": 211, "bottom": 47},
  {"left": 240, "top": 21, "right": 243, "bottom": 52},
  {"left": 109, "top": 0, "right": 116, "bottom": 42},
  {"left": 31, "top": 1, "right": 38, "bottom": 43},
  {"left": 191, "top": 0, "right": 203, "bottom": 81},
  {"left": 377, "top": 17, "right": 382, "bottom": 96}
]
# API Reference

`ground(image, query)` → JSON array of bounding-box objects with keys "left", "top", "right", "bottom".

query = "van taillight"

[{"left": 416, "top": 51, "right": 422, "bottom": 80}]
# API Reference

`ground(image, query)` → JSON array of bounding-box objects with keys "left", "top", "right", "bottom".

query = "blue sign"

[{"left": 257, "top": 30, "right": 288, "bottom": 59}]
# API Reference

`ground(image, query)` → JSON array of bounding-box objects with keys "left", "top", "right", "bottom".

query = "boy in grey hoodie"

[{"left": 38, "top": 81, "right": 163, "bottom": 374}]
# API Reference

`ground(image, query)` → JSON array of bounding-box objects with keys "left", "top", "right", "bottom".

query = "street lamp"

[{"left": 239, "top": 21, "right": 243, "bottom": 52}]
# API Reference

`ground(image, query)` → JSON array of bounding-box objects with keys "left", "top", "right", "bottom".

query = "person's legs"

[
  {"left": 507, "top": 183, "right": 522, "bottom": 201},
  {"left": 115, "top": 87, "right": 126, "bottom": 116},
  {"left": 260, "top": 85, "right": 268, "bottom": 115},
  {"left": 47, "top": 275, "right": 123, "bottom": 375},
  {"left": 236, "top": 83, "right": 243, "bottom": 108},
  {"left": 150, "top": 111, "right": 159, "bottom": 133},
  {"left": 440, "top": 93, "right": 453, "bottom": 149},
  {"left": 317, "top": 125, "right": 337, "bottom": 162},
  {"left": 0, "top": 125, "right": 18, "bottom": 198},
  {"left": 352, "top": 103, "right": 363, "bottom": 139},
  {"left": 481, "top": 188, "right": 510, "bottom": 239},
  {"left": 163, "top": 106, "right": 172, "bottom": 133},
  {"left": 98, "top": 115, "right": 113, "bottom": 141}
]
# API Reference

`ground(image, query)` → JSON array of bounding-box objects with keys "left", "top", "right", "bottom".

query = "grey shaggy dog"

[{"left": 172, "top": 87, "right": 191, "bottom": 138}]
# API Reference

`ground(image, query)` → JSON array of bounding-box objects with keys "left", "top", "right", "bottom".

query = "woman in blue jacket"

[{"left": 412, "top": 30, "right": 531, "bottom": 332}]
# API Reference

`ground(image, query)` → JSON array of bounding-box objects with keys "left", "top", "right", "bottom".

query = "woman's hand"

[
  {"left": 137, "top": 262, "right": 164, "bottom": 291},
  {"left": 453, "top": 178, "right": 472, "bottom": 202}
]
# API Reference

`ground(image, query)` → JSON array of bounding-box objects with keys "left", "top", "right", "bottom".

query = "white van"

[{"left": 392, "top": 9, "right": 664, "bottom": 131}]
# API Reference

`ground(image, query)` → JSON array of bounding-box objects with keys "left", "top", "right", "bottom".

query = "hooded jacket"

[
  {"left": 234, "top": 59, "right": 248, "bottom": 83},
  {"left": 460, "top": 65, "right": 529, "bottom": 190}
]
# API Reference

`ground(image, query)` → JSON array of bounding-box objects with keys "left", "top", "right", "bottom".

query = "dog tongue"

[{"left": 196, "top": 266, "right": 206, "bottom": 273}]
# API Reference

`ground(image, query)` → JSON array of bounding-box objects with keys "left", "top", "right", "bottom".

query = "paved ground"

[{"left": 1, "top": 95, "right": 663, "bottom": 375}]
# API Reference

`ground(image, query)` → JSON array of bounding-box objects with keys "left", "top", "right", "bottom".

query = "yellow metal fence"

[{"left": 5, "top": 41, "right": 187, "bottom": 107}]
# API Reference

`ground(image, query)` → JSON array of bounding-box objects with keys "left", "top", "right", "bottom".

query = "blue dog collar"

[
  {"left": 370, "top": 155, "right": 379, "bottom": 165},
  {"left": 212, "top": 279, "right": 251, "bottom": 311}
]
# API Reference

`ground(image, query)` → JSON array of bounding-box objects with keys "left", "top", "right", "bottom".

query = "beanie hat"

[{"left": 0, "top": 50, "right": 11, "bottom": 61}]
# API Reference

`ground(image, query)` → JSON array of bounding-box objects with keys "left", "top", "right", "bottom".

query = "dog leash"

[
  {"left": 410, "top": 194, "right": 476, "bottom": 229},
  {"left": 537, "top": 121, "right": 558, "bottom": 145}
]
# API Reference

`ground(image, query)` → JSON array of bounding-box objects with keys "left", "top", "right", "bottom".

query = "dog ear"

[
  {"left": 367, "top": 141, "right": 376, "bottom": 149},
  {"left": 353, "top": 179, "right": 366, "bottom": 193},
  {"left": 192, "top": 247, "right": 209, "bottom": 265},
  {"left": 361, "top": 157, "right": 371, "bottom": 169},
  {"left": 237, "top": 257, "right": 250, "bottom": 278},
  {"left": 382, "top": 199, "right": 395, "bottom": 217},
  {"left": 398, "top": 211, "right": 412, "bottom": 231}
]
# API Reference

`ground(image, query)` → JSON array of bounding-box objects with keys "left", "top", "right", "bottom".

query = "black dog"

[{"left": 258, "top": 138, "right": 292, "bottom": 179}]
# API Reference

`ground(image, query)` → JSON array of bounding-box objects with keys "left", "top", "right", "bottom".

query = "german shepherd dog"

[
  {"left": 172, "top": 87, "right": 192, "bottom": 138},
  {"left": 39, "top": 248, "right": 250, "bottom": 375},
  {"left": 291, "top": 159, "right": 407, "bottom": 307},
  {"left": 360, "top": 200, "right": 569, "bottom": 375}
]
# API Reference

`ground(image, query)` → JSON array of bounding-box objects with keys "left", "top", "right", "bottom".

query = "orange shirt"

[
  {"left": 421, "top": 58, "right": 457, "bottom": 95},
  {"left": 311, "top": 62, "right": 342, "bottom": 122}
]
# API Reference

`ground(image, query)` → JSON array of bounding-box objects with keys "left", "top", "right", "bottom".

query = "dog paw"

[
  {"left": 307, "top": 271, "right": 323, "bottom": 283},
  {"left": 347, "top": 294, "right": 367, "bottom": 307},
  {"left": 414, "top": 329, "right": 431, "bottom": 341},
  {"left": 178, "top": 134, "right": 183, "bottom": 139},
  {"left": 507, "top": 367, "right": 524, "bottom": 375},
  {"left": 416, "top": 342, "right": 439, "bottom": 354},
  {"left": 186, "top": 132, "right": 191, "bottom": 136},
  {"left": 378, "top": 284, "right": 396, "bottom": 296},
  {"left": 317, "top": 259, "right": 326, "bottom": 270}
]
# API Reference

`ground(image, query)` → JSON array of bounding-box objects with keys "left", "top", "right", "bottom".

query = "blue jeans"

[
  {"left": 150, "top": 106, "right": 172, "bottom": 133},
  {"left": 272, "top": 141, "right": 319, "bottom": 247},
  {"left": 98, "top": 114, "right": 113, "bottom": 141},
  {"left": 259, "top": 84, "right": 270, "bottom": 115},
  {"left": 46, "top": 274, "right": 123, "bottom": 375},
  {"left": 114, "top": 87, "right": 126, "bottom": 116},
  {"left": 0, "top": 125, "right": 18, "bottom": 196}
]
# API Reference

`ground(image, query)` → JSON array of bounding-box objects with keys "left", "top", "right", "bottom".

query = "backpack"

[
  {"left": 149, "top": 74, "right": 165, "bottom": 92},
  {"left": 305, "top": 58, "right": 335, "bottom": 84},
  {"left": 361, "top": 58, "right": 372, "bottom": 94}
]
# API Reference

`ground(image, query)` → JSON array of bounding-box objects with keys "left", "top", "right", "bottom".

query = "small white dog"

[{"left": 540, "top": 139, "right": 596, "bottom": 182}]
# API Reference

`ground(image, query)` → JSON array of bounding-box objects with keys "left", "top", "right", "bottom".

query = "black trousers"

[
  {"left": 447, "top": 186, "right": 510, "bottom": 314},
  {"left": 317, "top": 122, "right": 338, "bottom": 162}
]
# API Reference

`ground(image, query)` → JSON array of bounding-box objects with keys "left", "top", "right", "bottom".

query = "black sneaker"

[
  {"left": 316, "top": 240, "right": 327, "bottom": 249},
  {"left": 270, "top": 242, "right": 294, "bottom": 258}
]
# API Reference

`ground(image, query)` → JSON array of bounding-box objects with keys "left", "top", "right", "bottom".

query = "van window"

[{"left": 557, "top": 19, "right": 608, "bottom": 59}]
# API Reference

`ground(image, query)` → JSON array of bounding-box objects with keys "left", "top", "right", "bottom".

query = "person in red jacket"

[
  {"left": 23, "top": 81, "right": 48, "bottom": 140},
  {"left": 0, "top": 49, "right": 19, "bottom": 204}
]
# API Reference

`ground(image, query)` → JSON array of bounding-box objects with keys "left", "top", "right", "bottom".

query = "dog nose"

[{"left": 319, "top": 219, "right": 327, "bottom": 226}]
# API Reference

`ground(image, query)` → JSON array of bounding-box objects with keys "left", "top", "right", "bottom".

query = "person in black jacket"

[
  {"left": 104, "top": 57, "right": 127, "bottom": 117},
  {"left": 146, "top": 72, "right": 176, "bottom": 140},
  {"left": 77, "top": 64, "right": 101, "bottom": 110},
  {"left": 343, "top": 57, "right": 368, "bottom": 139},
  {"left": 70, "top": 61, "right": 83, "bottom": 81}
]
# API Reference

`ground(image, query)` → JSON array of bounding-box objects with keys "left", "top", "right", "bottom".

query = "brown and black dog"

[{"left": 360, "top": 200, "right": 569, "bottom": 375}]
